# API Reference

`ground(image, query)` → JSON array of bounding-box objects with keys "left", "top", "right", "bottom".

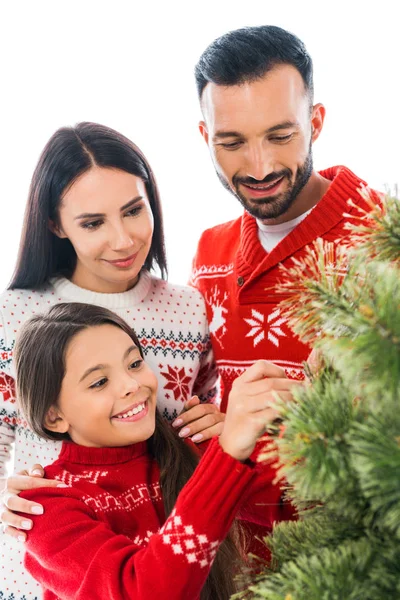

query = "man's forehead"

[{"left": 201, "top": 66, "right": 308, "bottom": 132}]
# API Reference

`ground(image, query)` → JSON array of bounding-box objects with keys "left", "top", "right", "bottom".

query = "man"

[{"left": 190, "top": 25, "right": 378, "bottom": 411}]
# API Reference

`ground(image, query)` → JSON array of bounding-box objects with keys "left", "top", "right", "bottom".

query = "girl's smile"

[{"left": 45, "top": 324, "right": 158, "bottom": 447}]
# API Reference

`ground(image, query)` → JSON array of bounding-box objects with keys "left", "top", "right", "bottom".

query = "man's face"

[{"left": 199, "top": 65, "right": 324, "bottom": 222}]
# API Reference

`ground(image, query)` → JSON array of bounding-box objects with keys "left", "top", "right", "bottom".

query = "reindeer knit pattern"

[
  {"left": 190, "top": 166, "right": 379, "bottom": 412},
  {"left": 19, "top": 436, "right": 288, "bottom": 599},
  {"left": 0, "top": 270, "right": 217, "bottom": 600}
]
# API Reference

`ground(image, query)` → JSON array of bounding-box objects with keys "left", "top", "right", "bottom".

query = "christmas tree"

[{"left": 240, "top": 191, "right": 400, "bottom": 599}]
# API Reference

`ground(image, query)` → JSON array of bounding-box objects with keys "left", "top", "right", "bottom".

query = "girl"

[
  {"left": 0, "top": 122, "right": 223, "bottom": 599},
  {"left": 15, "top": 303, "right": 292, "bottom": 600}
]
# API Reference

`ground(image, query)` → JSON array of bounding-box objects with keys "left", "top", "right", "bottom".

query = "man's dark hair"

[{"left": 195, "top": 25, "right": 313, "bottom": 102}]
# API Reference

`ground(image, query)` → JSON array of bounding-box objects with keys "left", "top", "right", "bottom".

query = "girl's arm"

[{"left": 21, "top": 438, "right": 256, "bottom": 600}]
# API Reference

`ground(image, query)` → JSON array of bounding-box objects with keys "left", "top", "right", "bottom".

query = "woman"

[{"left": 0, "top": 122, "right": 223, "bottom": 600}]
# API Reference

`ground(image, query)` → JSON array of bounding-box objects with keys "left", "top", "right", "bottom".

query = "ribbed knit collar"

[
  {"left": 236, "top": 165, "right": 368, "bottom": 284},
  {"left": 58, "top": 440, "right": 149, "bottom": 465},
  {"left": 50, "top": 269, "right": 152, "bottom": 310}
]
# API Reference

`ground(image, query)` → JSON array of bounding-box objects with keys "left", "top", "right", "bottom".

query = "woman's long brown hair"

[{"left": 15, "top": 302, "right": 243, "bottom": 599}]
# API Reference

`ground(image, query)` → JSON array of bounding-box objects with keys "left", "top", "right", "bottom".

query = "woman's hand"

[
  {"left": 219, "top": 360, "right": 303, "bottom": 461},
  {"left": 172, "top": 396, "right": 225, "bottom": 443},
  {"left": 0, "top": 465, "right": 65, "bottom": 541}
]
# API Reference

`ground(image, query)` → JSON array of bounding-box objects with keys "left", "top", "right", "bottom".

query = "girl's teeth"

[{"left": 117, "top": 404, "right": 145, "bottom": 419}]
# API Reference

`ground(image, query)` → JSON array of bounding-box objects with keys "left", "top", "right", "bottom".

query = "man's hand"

[{"left": 172, "top": 396, "right": 225, "bottom": 443}]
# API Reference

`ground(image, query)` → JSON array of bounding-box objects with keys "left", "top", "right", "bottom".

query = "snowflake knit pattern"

[
  {"left": 190, "top": 166, "right": 381, "bottom": 412},
  {"left": 0, "top": 270, "right": 217, "bottom": 600},
  {"left": 19, "top": 436, "right": 290, "bottom": 600}
]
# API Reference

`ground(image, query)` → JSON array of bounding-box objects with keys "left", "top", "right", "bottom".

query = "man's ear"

[
  {"left": 44, "top": 405, "right": 69, "bottom": 434},
  {"left": 48, "top": 219, "right": 67, "bottom": 239},
  {"left": 310, "top": 103, "right": 326, "bottom": 143},
  {"left": 198, "top": 121, "right": 209, "bottom": 145}
]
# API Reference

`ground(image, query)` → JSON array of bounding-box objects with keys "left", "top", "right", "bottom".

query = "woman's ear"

[
  {"left": 44, "top": 405, "right": 69, "bottom": 434},
  {"left": 48, "top": 219, "right": 67, "bottom": 239}
]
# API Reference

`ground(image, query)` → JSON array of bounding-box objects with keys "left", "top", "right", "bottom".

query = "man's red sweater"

[
  {"left": 190, "top": 166, "right": 380, "bottom": 412},
  {"left": 21, "top": 436, "right": 292, "bottom": 600}
]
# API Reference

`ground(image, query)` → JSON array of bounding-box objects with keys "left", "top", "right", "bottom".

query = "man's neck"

[{"left": 262, "top": 171, "right": 331, "bottom": 226}]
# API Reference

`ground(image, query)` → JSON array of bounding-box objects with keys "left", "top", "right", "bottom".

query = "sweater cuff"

[{"left": 175, "top": 437, "right": 257, "bottom": 533}]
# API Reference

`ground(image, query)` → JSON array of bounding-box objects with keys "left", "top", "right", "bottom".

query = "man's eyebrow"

[
  {"left": 267, "top": 121, "right": 298, "bottom": 133},
  {"left": 74, "top": 196, "right": 143, "bottom": 220},
  {"left": 213, "top": 121, "right": 298, "bottom": 141},
  {"left": 213, "top": 130, "right": 243, "bottom": 140}
]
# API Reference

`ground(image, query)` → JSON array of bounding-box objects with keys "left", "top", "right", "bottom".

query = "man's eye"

[
  {"left": 270, "top": 134, "right": 293, "bottom": 143},
  {"left": 90, "top": 377, "right": 108, "bottom": 389},
  {"left": 220, "top": 141, "right": 243, "bottom": 150}
]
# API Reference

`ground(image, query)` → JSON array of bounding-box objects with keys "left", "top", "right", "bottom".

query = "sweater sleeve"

[
  {"left": 0, "top": 310, "right": 16, "bottom": 478},
  {"left": 191, "top": 294, "right": 219, "bottom": 405},
  {"left": 238, "top": 438, "right": 296, "bottom": 528},
  {"left": 21, "top": 438, "right": 256, "bottom": 600},
  {"left": 238, "top": 461, "right": 296, "bottom": 528}
]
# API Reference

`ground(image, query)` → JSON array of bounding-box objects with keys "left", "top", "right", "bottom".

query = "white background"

[{"left": 0, "top": 0, "right": 399, "bottom": 291}]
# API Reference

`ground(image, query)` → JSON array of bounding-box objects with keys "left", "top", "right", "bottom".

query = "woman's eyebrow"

[{"left": 74, "top": 196, "right": 143, "bottom": 220}]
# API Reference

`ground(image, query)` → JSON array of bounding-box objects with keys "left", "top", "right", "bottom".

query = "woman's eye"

[
  {"left": 125, "top": 206, "right": 142, "bottom": 218},
  {"left": 89, "top": 377, "right": 108, "bottom": 389},
  {"left": 81, "top": 220, "right": 103, "bottom": 230},
  {"left": 129, "top": 359, "right": 143, "bottom": 370}
]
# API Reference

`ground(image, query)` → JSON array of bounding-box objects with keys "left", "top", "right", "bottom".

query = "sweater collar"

[
  {"left": 50, "top": 269, "right": 153, "bottom": 310},
  {"left": 58, "top": 440, "right": 149, "bottom": 465},
  {"left": 236, "top": 165, "right": 368, "bottom": 282}
]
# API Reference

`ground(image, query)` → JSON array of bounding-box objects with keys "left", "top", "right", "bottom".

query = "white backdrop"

[{"left": 0, "top": 0, "right": 399, "bottom": 290}]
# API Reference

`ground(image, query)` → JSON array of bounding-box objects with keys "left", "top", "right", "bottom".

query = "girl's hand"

[
  {"left": 219, "top": 360, "right": 303, "bottom": 461},
  {"left": 172, "top": 396, "right": 225, "bottom": 443},
  {"left": 0, "top": 465, "right": 64, "bottom": 541}
]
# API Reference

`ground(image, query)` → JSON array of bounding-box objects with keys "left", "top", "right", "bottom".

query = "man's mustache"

[{"left": 233, "top": 170, "right": 291, "bottom": 186}]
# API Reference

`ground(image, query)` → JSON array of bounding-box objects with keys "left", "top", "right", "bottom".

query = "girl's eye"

[
  {"left": 89, "top": 377, "right": 108, "bottom": 389},
  {"left": 81, "top": 220, "right": 103, "bottom": 230},
  {"left": 129, "top": 359, "right": 143, "bottom": 370},
  {"left": 125, "top": 205, "right": 143, "bottom": 218}
]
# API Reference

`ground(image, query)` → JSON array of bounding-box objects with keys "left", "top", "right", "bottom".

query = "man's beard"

[{"left": 216, "top": 146, "right": 313, "bottom": 221}]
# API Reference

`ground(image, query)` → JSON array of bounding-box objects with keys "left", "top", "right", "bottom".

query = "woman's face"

[
  {"left": 46, "top": 324, "right": 158, "bottom": 447},
  {"left": 54, "top": 167, "right": 154, "bottom": 293}
]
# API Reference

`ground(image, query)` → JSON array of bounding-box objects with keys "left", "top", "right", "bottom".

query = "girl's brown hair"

[{"left": 15, "top": 302, "right": 243, "bottom": 599}]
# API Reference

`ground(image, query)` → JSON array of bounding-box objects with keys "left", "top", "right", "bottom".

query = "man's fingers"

[{"left": 237, "top": 360, "right": 287, "bottom": 383}]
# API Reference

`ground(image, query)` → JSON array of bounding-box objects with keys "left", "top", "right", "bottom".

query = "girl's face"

[
  {"left": 53, "top": 167, "right": 154, "bottom": 293},
  {"left": 46, "top": 324, "right": 158, "bottom": 447}
]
